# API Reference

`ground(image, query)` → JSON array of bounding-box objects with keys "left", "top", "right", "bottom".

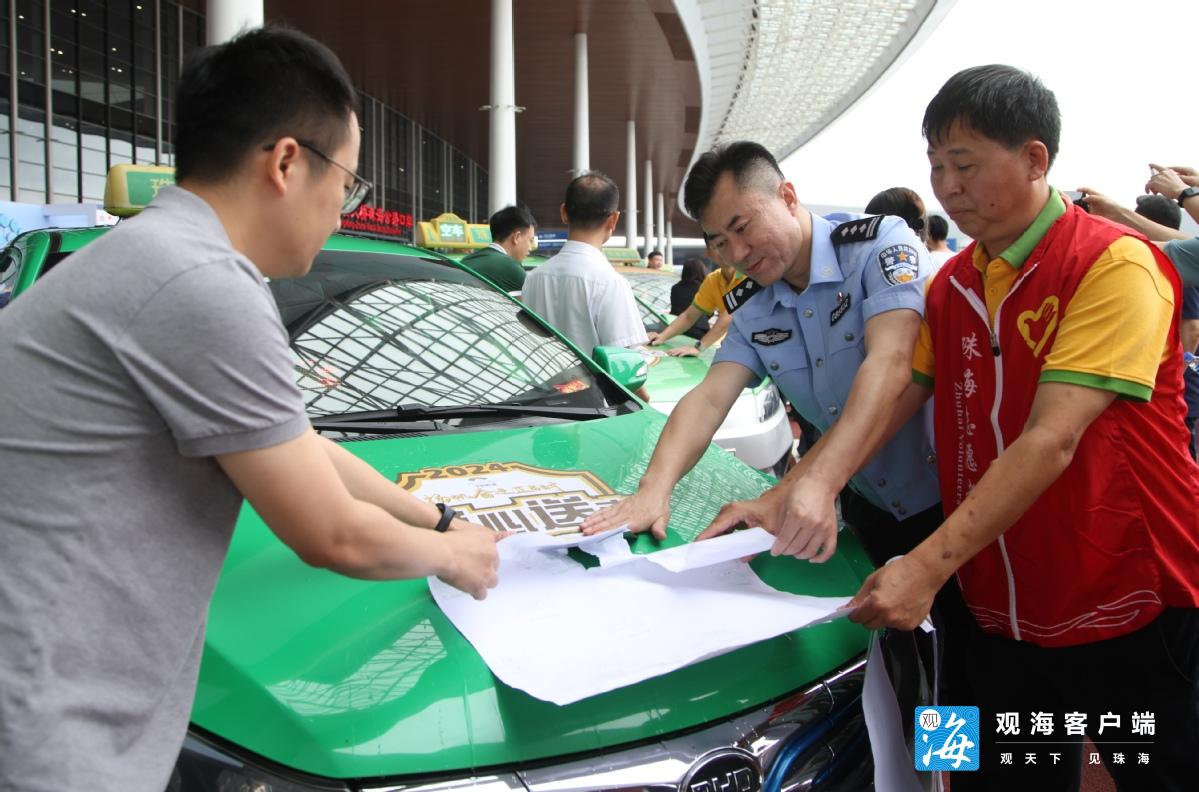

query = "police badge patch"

[
  {"left": 751, "top": 328, "right": 792, "bottom": 346},
  {"left": 878, "top": 244, "right": 920, "bottom": 286}
]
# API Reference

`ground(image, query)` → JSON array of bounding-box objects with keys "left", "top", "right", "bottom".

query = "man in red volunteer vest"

[{"left": 848, "top": 65, "right": 1199, "bottom": 789}]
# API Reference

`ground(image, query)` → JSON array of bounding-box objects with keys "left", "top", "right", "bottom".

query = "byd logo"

[
  {"left": 680, "top": 750, "right": 761, "bottom": 792},
  {"left": 686, "top": 767, "right": 757, "bottom": 792}
]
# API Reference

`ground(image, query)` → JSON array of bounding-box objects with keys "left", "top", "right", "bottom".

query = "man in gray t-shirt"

[{"left": 0, "top": 28, "right": 498, "bottom": 792}]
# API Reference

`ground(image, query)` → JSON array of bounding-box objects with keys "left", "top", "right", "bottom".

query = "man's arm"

[
  {"left": 697, "top": 309, "right": 923, "bottom": 561},
  {"left": 1077, "top": 187, "right": 1188, "bottom": 241},
  {"left": 649, "top": 304, "right": 705, "bottom": 345},
  {"left": 1146, "top": 166, "right": 1199, "bottom": 226},
  {"left": 849, "top": 381, "right": 1115, "bottom": 629},
  {"left": 698, "top": 310, "right": 733, "bottom": 350},
  {"left": 701, "top": 378, "right": 931, "bottom": 543},
  {"left": 580, "top": 361, "right": 754, "bottom": 538},
  {"left": 318, "top": 434, "right": 483, "bottom": 531},
  {"left": 666, "top": 310, "right": 733, "bottom": 357},
  {"left": 217, "top": 430, "right": 500, "bottom": 598}
]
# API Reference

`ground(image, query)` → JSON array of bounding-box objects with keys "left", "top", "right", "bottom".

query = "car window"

[
  {"left": 275, "top": 250, "right": 619, "bottom": 418},
  {"left": 622, "top": 272, "right": 676, "bottom": 313}
]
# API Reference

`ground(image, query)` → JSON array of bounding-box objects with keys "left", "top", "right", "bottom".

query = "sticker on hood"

[{"left": 398, "top": 462, "right": 621, "bottom": 535}]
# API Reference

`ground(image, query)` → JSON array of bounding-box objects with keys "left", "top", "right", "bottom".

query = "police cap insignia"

[
  {"left": 721, "top": 277, "right": 763, "bottom": 314},
  {"left": 831, "top": 215, "right": 884, "bottom": 245},
  {"left": 878, "top": 244, "right": 920, "bottom": 286}
]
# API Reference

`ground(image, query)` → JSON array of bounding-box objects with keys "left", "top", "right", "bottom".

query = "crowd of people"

[{"left": 0, "top": 21, "right": 1197, "bottom": 792}]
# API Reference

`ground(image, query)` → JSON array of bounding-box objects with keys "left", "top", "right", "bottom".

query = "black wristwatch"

[
  {"left": 1177, "top": 186, "right": 1199, "bottom": 207},
  {"left": 434, "top": 502, "right": 456, "bottom": 533}
]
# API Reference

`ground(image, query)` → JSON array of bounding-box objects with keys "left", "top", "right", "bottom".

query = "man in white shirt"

[{"left": 523, "top": 171, "right": 650, "bottom": 399}]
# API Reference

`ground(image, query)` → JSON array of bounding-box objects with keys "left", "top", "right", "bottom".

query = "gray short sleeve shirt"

[{"left": 0, "top": 187, "right": 309, "bottom": 790}]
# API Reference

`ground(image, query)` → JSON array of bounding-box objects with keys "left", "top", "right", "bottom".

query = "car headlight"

[
  {"left": 166, "top": 731, "right": 348, "bottom": 792},
  {"left": 756, "top": 385, "right": 782, "bottom": 423}
]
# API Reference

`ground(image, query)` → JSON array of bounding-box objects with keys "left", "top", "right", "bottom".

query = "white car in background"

[{"left": 617, "top": 265, "right": 794, "bottom": 474}]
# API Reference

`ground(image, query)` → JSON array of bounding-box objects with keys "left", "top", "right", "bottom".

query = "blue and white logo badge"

[
  {"left": 915, "top": 706, "right": 979, "bottom": 772},
  {"left": 879, "top": 244, "right": 920, "bottom": 286}
]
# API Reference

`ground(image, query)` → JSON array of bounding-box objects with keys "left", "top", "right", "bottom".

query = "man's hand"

[
  {"left": 846, "top": 554, "right": 942, "bottom": 630},
  {"left": 580, "top": 489, "right": 671, "bottom": 539},
  {"left": 697, "top": 476, "right": 840, "bottom": 562},
  {"left": 1073, "top": 187, "right": 1122, "bottom": 220},
  {"left": 647, "top": 330, "right": 662, "bottom": 345},
  {"left": 1156, "top": 163, "right": 1199, "bottom": 188},
  {"left": 437, "top": 524, "right": 502, "bottom": 600},
  {"left": 667, "top": 345, "right": 699, "bottom": 357},
  {"left": 1147, "top": 165, "right": 1188, "bottom": 200}
]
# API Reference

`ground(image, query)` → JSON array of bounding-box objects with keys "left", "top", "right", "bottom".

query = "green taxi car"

[
  {"left": 614, "top": 266, "right": 793, "bottom": 474},
  {"left": 1, "top": 213, "right": 878, "bottom": 791}
]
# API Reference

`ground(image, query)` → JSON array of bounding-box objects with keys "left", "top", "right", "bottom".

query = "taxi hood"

[{"left": 192, "top": 410, "right": 872, "bottom": 780}]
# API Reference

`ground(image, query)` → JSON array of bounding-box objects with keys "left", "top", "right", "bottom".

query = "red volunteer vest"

[{"left": 927, "top": 202, "right": 1199, "bottom": 647}]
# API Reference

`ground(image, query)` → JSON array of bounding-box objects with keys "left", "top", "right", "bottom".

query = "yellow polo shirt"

[
  {"left": 692, "top": 268, "right": 745, "bottom": 316},
  {"left": 913, "top": 190, "right": 1174, "bottom": 402}
]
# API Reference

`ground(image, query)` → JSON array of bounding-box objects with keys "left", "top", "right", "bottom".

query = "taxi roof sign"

[
  {"left": 602, "top": 247, "right": 643, "bottom": 265},
  {"left": 104, "top": 164, "right": 176, "bottom": 217},
  {"left": 416, "top": 212, "right": 493, "bottom": 251}
]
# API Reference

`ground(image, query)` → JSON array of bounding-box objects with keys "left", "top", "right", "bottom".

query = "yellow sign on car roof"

[{"left": 104, "top": 164, "right": 176, "bottom": 217}]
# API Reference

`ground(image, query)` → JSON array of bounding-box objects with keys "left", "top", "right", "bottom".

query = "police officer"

[
  {"left": 582, "top": 141, "right": 940, "bottom": 569},
  {"left": 580, "top": 141, "right": 978, "bottom": 736}
]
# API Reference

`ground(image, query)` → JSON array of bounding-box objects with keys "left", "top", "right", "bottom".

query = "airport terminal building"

[{"left": 0, "top": 0, "right": 947, "bottom": 248}]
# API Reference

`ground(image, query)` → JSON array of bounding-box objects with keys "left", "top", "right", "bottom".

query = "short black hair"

[
  {"left": 1135, "top": 194, "right": 1182, "bottom": 230},
  {"left": 563, "top": 171, "right": 619, "bottom": 229},
  {"left": 490, "top": 205, "right": 536, "bottom": 242},
  {"left": 926, "top": 214, "right": 949, "bottom": 243},
  {"left": 648, "top": 250, "right": 663, "bottom": 259},
  {"left": 865, "top": 187, "right": 926, "bottom": 235},
  {"left": 923, "top": 65, "right": 1061, "bottom": 167},
  {"left": 175, "top": 26, "right": 357, "bottom": 183},
  {"left": 683, "top": 141, "right": 784, "bottom": 220}
]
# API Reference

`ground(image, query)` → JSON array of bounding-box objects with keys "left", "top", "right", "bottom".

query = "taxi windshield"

[{"left": 273, "top": 249, "right": 624, "bottom": 421}]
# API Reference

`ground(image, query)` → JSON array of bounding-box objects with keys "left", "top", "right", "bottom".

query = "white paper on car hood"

[{"left": 428, "top": 528, "right": 852, "bottom": 705}]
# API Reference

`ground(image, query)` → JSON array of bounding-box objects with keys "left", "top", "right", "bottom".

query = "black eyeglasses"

[{"left": 262, "top": 140, "right": 372, "bottom": 214}]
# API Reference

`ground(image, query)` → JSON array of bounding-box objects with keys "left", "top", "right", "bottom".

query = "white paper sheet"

[
  {"left": 864, "top": 631, "right": 928, "bottom": 792},
  {"left": 429, "top": 529, "right": 851, "bottom": 705}
]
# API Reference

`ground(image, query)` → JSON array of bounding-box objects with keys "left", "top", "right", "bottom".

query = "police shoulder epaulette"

[
  {"left": 831, "top": 215, "right": 885, "bottom": 245},
  {"left": 722, "top": 277, "right": 762, "bottom": 314}
]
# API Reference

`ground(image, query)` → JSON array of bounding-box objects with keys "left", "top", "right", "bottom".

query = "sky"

[{"left": 782, "top": 0, "right": 1199, "bottom": 216}]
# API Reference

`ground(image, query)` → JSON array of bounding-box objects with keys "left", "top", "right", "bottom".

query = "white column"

[
  {"left": 656, "top": 191, "right": 666, "bottom": 254},
  {"left": 643, "top": 159, "right": 654, "bottom": 258},
  {"left": 625, "top": 120, "right": 637, "bottom": 249},
  {"left": 665, "top": 220, "right": 674, "bottom": 267},
  {"left": 206, "top": 0, "right": 263, "bottom": 44},
  {"left": 488, "top": 0, "right": 518, "bottom": 211},
  {"left": 572, "top": 33, "right": 589, "bottom": 175}
]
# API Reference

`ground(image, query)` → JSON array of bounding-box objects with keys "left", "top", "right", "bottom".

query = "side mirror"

[{"left": 591, "top": 346, "right": 648, "bottom": 393}]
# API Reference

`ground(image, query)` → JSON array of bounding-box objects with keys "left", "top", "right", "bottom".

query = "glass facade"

[{"left": 0, "top": 0, "right": 487, "bottom": 224}]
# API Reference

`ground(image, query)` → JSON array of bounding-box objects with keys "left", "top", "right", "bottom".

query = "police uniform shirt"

[{"left": 714, "top": 212, "right": 940, "bottom": 519}]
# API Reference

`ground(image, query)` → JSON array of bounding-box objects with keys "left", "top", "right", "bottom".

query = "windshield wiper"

[{"left": 313, "top": 402, "right": 614, "bottom": 425}]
